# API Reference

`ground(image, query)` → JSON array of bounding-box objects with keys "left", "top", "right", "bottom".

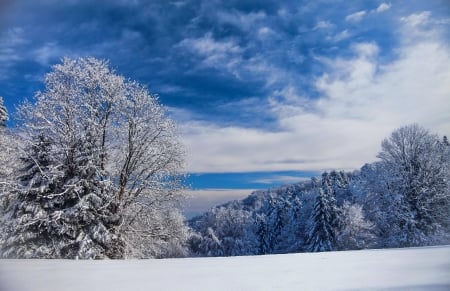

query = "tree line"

[
  {"left": 1, "top": 57, "right": 449, "bottom": 259},
  {"left": 189, "top": 125, "right": 450, "bottom": 256}
]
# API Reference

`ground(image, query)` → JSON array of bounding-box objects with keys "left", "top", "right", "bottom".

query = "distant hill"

[{"left": 188, "top": 127, "right": 450, "bottom": 257}]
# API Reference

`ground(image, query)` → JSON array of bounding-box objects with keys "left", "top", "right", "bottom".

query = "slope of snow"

[{"left": 1, "top": 245, "right": 449, "bottom": 291}]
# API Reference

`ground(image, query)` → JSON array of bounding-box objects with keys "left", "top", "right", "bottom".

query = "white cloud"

[
  {"left": 0, "top": 27, "right": 27, "bottom": 80},
  {"left": 33, "top": 42, "right": 63, "bottom": 65},
  {"left": 401, "top": 11, "right": 431, "bottom": 27},
  {"left": 179, "top": 13, "right": 450, "bottom": 173},
  {"left": 375, "top": 3, "right": 391, "bottom": 13},
  {"left": 216, "top": 10, "right": 266, "bottom": 32},
  {"left": 179, "top": 33, "right": 242, "bottom": 56},
  {"left": 314, "top": 20, "right": 333, "bottom": 30},
  {"left": 176, "top": 33, "right": 243, "bottom": 74},
  {"left": 258, "top": 27, "right": 275, "bottom": 39},
  {"left": 345, "top": 11, "right": 367, "bottom": 22},
  {"left": 327, "top": 29, "right": 352, "bottom": 42}
]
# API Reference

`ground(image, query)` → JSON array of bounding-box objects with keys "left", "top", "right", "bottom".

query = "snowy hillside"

[{"left": 1, "top": 245, "right": 449, "bottom": 291}]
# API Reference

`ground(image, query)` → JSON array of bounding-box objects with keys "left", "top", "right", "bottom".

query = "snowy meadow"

[
  {"left": 1, "top": 245, "right": 450, "bottom": 291},
  {"left": 1, "top": 1, "right": 450, "bottom": 290}
]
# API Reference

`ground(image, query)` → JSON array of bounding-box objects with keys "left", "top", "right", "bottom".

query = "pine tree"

[
  {"left": 1, "top": 135, "right": 62, "bottom": 258},
  {"left": 307, "top": 187, "right": 338, "bottom": 252},
  {"left": 0, "top": 97, "right": 7, "bottom": 127},
  {"left": 1, "top": 134, "right": 124, "bottom": 259},
  {"left": 255, "top": 214, "right": 269, "bottom": 255}
]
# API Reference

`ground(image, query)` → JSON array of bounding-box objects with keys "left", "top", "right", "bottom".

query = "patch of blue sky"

[{"left": 187, "top": 170, "right": 319, "bottom": 190}]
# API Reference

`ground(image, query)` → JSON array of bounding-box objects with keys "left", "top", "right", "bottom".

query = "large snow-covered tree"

[
  {"left": 373, "top": 124, "right": 450, "bottom": 246},
  {"left": 1, "top": 57, "right": 187, "bottom": 259}
]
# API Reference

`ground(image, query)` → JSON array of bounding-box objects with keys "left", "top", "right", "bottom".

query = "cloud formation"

[
  {"left": 345, "top": 11, "right": 367, "bottom": 22},
  {"left": 180, "top": 12, "right": 450, "bottom": 172},
  {"left": 1, "top": 0, "right": 449, "bottom": 177}
]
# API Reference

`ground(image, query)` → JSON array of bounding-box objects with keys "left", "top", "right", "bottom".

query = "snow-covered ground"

[{"left": 1, "top": 245, "right": 449, "bottom": 291}]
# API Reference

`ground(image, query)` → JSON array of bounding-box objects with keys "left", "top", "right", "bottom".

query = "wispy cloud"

[
  {"left": 216, "top": 10, "right": 267, "bottom": 32},
  {"left": 314, "top": 20, "right": 333, "bottom": 30},
  {"left": 375, "top": 3, "right": 391, "bottom": 13},
  {"left": 327, "top": 29, "right": 352, "bottom": 42},
  {"left": 345, "top": 10, "right": 367, "bottom": 22},
  {"left": 400, "top": 11, "right": 431, "bottom": 27},
  {"left": 180, "top": 12, "right": 450, "bottom": 172},
  {"left": 33, "top": 42, "right": 64, "bottom": 65},
  {"left": 0, "top": 27, "right": 27, "bottom": 79},
  {"left": 176, "top": 33, "right": 243, "bottom": 72}
]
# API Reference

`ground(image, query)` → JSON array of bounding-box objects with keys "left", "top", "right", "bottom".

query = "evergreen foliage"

[
  {"left": 0, "top": 97, "right": 7, "bottom": 127},
  {"left": 306, "top": 188, "right": 337, "bottom": 252}
]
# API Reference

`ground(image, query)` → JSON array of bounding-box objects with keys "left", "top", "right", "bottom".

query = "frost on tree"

[
  {"left": 0, "top": 99, "right": 22, "bottom": 235},
  {"left": 336, "top": 202, "right": 375, "bottom": 250},
  {"left": 367, "top": 124, "right": 450, "bottom": 246},
  {"left": 189, "top": 206, "right": 258, "bottom": 257},
  {"left": 0, "top": 96, "right": 7, "bottom": 127},
  {"left": 306, "top": 186, "right": 339, "bottom": 252},
  {"left": 1, "top": 57, "right": 187, "bottom": 259}
]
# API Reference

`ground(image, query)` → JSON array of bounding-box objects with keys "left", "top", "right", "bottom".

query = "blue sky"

[{"left": 1, "top": 0, "right": 449, "bottom": 213}]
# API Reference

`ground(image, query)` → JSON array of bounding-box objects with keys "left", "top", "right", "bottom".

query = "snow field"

[{"left": 1, "top": 245, "right": 449, "bottom": 291}]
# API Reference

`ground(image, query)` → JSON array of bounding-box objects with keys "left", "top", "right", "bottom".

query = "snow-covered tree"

[
  {"left": 109, "top": 81, "right": 187, "bottom": 258},
  {"left": 0, "top": 95, "right": 15, "bottom": 181},
  {"left": 255, "top": 213, "right": 270, "bottom": 254},
  {"left": 373, "top": 124, "right": 450, "bottom": 246},
  {"left": 1, "top": 134, "right": 124, "bottom": 259},
  {"left": 306, "top": 187, "right": 339, "bottom": 252},
  {"left": 190, "top": 206, "right": 258, "bottom": 257},
  {"left": 0, "top": 97, "right": 7, "bottom": 127},
  {"left": 276, "top": 191, "right": 304, "bottom": 253},
  {"left": 336, "top": 202, "right": 375, "bottom": 250},
  {"left": 443, "top": 136, "right": 449, "bottom": 147},
  {"left": 0, "top": 101, "right": 22, "bottom": 233},
  {"left": 1, "top": 57, "right": 187, "bottom": 259}
]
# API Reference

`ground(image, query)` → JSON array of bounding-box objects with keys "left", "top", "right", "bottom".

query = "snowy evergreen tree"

[
  {"left": 1, "top": 57, "right": 187, "bottom": 259},
  {"left": 255, "top": 213, "right": 270, "bottom": 255},
  {"left": 306, "top": 187, "right": 339, "bottom": 252},
  {"left": 0, "top": 102, "right": 22, "bottom": 238},
  {"left": 266, "top": 197, "right": 285, "bottom": 252},
  {"left": 443, "top": 136, "right": 449, "bottom": 147},
  {"left": 2, "top": 133, "right": 124, "bottom": 259},
  {"left": 0, "top": 96, "right": 7, "bottom": 127},
  {"left": 276, "top": 191, "right": 304, "bottom": 253}
]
